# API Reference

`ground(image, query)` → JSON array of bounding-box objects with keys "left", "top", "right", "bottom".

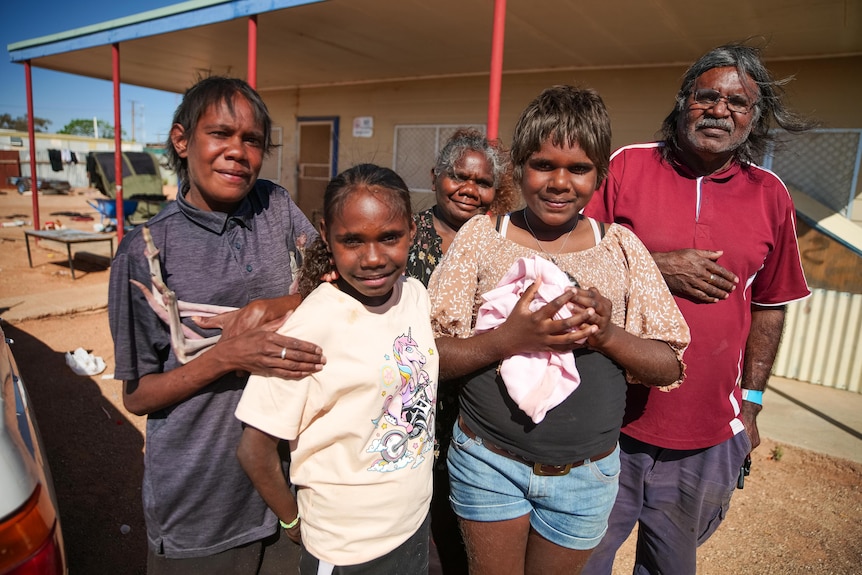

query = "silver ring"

[
  {"left": 280, "top": 347, "right": 287, "bottom": 360},
  {"left": 709, "top": 273, "right": 715, "bottom": 282}
]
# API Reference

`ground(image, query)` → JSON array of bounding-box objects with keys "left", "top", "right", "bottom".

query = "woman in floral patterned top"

[
  {"left": 406, "top": 128, "right": 517, "bottom": 575},
  {"left": 406, "top": 128, "right": 517, "bottom": 286}
]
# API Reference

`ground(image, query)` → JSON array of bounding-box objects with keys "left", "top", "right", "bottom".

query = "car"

[{"left": 0, "top": 325, "right": 67, "bottom": 574}]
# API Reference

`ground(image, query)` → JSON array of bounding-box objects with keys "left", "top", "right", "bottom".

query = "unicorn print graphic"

[{"left": 368, "top": 328, "right": 435, "bottom": 469}]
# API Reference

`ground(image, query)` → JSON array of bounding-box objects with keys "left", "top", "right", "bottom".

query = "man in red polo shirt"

[{"left": 582, "top": 43, "right": 814, "bottom": 575}]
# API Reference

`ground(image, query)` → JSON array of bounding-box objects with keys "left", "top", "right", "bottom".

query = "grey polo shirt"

[{"left": 108, "top": 179, "right": 317, "bottom": 558}]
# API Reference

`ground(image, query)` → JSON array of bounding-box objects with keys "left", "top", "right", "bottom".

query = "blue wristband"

[{"left": 741, "top": 389, "right": 763, "bottom": 405}]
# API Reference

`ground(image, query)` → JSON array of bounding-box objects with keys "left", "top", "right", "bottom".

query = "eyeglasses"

[
  {"left": 445, "top": 170, "right": 494, "bottom": 191},
  {"left": 689, "top": 88, "right": 756, "bottom": 114}
]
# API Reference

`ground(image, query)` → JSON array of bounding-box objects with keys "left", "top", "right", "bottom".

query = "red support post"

[
  {"left": 487, "top": 0, "right": 507, "bottom": 141},
  {"left": 248, "top": 15, "right": 258, "bottom": 88},
  {"left": 113, "top": 43, "right": 125, "bottom": 243},
  {"left": 24, "top": 61, "right": 40, "bottom": 231}
]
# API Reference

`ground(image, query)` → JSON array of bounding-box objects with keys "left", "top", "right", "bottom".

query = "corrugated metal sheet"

[{"left": 774, "top": 289, "right": 862, "bottom": 393}]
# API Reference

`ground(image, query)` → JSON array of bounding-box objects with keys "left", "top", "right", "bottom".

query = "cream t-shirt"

[{"left": 236, "top": 277, "right": 437, "bottom": 565}]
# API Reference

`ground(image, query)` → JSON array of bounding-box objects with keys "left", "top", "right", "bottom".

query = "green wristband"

[
  {"left": 741, "top": 389, "right": 763, "bottom": 405},
  {"left": 279, "top": 515, "right": 300, "bottom": 530}
]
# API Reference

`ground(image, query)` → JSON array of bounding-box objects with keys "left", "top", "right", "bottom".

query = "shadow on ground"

[
  {"left": 26, "top": 250, "right": 112, "bottom": 278},
  {"left": 4, "top": 323, "right": 147, "bottom": 575}
]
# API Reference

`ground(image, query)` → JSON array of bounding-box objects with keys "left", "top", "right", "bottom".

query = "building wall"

[
  {"left": 797, "top": 219, "right": 862, "bottom": 294},
  {"left": 263, "top": 55, "right": 862, "bottom": 220},
  {"left": 262, "top": 74, "right": 494, "bottom": 194}
]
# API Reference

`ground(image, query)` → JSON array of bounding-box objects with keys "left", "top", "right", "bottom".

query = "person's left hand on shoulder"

[
  {"left": 193, "top": 295, "right": 301, "bottom": 339},
  {"left": 212, "top": 314, "right": 326, "bottom": 379}
]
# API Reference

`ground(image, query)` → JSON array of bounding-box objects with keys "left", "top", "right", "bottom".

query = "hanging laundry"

[{"left": 48, "top": 149, "right": 63, "bottom": 171}]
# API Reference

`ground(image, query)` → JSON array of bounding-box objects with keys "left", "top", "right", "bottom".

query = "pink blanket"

[{"left": 475, "top": 255, "right": 582, "bottom": 423}]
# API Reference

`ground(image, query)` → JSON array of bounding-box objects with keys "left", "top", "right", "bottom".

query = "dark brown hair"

[
  {"left": 164, "top": 76, "right": 274, "bottom": 189},
  {"left": 511, "top": 86, "right": 611, "bottom": 189},
  {"left": 661, "top": 41, "right": 817, "bottom": 164},
  {"left": 297, "top": 164, "right": 412, "bottom": 298}
]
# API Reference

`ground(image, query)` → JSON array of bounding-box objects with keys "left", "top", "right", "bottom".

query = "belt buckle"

[{"left": 533, "top": 462, "right": 572, "bottom": 477}]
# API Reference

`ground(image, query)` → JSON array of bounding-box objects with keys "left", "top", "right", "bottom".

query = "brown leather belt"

[{"left": 458, "top": 416, "right": 615, "bottom": 477}]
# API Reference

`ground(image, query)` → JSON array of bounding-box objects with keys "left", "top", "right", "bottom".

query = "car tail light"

[{"left": 0, "top": 484, "right": 64, "bottom": 575}]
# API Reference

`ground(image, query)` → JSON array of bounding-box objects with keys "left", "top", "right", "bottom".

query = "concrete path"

[
  {"left": 0, "top": 282, "right": 109, "bottom": 323},
  {"left": 760, "top": 376, "right": 862, "bottom": 463}
]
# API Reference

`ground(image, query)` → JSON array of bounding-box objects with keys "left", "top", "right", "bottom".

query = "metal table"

[{"left": 24, "top": 229, "right": 115, "bottom": 279}]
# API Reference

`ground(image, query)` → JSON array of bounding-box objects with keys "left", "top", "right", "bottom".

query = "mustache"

[{"left": 696, "top": 118, "right": 733, "bottom": 132}]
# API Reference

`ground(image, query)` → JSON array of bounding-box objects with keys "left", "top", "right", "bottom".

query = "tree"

[
  {"left": 0, "top": 113, "right": 51, "bottom": 132},
  {"left": 58, "top": 118, "right": 126, "bottom": 139}
]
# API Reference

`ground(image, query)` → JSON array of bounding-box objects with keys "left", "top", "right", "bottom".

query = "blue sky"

[{"left": 2, "top": 1, "right": 181, "bottom": 143}]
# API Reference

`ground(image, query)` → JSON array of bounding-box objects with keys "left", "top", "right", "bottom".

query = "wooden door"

[
  {"left": 296, "top": 121, "right": 335, "bottom": 223},
  {"left": 0, "top": 150, "right": 21, "bottom": 187}
]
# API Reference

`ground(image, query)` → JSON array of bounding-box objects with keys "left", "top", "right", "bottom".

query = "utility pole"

[
  {"left": 140, "top": 104, "right": 146, "bottom": 144},
  {"left": 130, "top": 100, "right": 138, "bottom": 142}
]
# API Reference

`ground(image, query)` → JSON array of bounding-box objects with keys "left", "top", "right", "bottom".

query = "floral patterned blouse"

[
  {"left": 406, "top": 208, "right": 443, "bottom": 288},
  {"left": 429, "top": 214, "right": 690, "bottom": 387}
]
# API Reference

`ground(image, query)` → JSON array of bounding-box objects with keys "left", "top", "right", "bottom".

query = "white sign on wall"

[{"left": 353, "top": 116, "right": 374, "bottom": 138}]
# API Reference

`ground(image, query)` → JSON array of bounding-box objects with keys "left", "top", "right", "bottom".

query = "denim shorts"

[{"left": 446, "top": 420, "right": 620, "bottom": 550}]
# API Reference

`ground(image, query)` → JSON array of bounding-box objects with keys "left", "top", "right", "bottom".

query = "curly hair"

[
  {"left": 511, "top": 86, "right": 612, "bottom": 189},
  {"left": 432, "top": 128, "right": 518, "bottom": 215},
  {"left": 296, "top": 164, "right": 412, "bottom": 298},
  {"left": 164, "top": 76, "right": 274, "bottom": 190},
  {"left": 661, "top": 41, "right": 817, "bottom": 164}
]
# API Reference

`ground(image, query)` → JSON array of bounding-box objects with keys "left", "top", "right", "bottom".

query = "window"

[
  {"left": 393, "top": 124, "right": 485, "bottom": 192},
  {"left": 763, "top": 129, "right": 862, "bottom": 219}
]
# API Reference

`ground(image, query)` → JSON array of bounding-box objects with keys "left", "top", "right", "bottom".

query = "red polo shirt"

[{"left": 585, "top": 143, "right": 810, "bottom": 450}]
